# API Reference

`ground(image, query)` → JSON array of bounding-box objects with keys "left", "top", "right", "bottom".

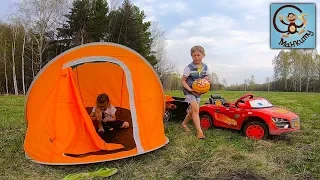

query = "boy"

[
  {"left": 181, "top": 45, "right": 210, "bottom": 139},
  {"left": 90, "top": 93, "right": 129, "bottom": 133}
]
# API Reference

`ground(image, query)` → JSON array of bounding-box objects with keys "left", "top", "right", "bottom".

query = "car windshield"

[{"left": 249, "top": 99, "right": 273, "bottom": 108}]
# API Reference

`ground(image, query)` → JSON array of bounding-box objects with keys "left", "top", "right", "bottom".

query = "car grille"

[
  {"left": 290, "top": 118, "right": 300, "bottom": 128},
  {"left": 275, "top": 119, "right": 290, "bottom": 129}
]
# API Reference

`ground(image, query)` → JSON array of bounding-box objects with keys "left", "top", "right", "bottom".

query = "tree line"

[
  {"left": 151, "top": 44, "right": 320, "bottom": 93},
  {"left": 162, "top": 72, "right": 226, "bottom": 92},
  {"left": 226, "top": 49, "right": 320, "bottom": 93},
  {"left": 0, "top": 0, "right": 171, "bottom": 95},
  {"left": 162, "top": 49, "right": 320, "bottom": 93},
  {"left": 1, "top": 0, "right": 319, "bottom": 94}
]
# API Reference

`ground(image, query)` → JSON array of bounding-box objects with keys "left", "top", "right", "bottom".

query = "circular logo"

[{"left": 272, "top": 4, "right": 308, "bottom": 38}]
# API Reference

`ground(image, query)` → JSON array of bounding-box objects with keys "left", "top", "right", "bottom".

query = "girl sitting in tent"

[{"left": 90, "top": 93, "right": 130, "bottom": 133}]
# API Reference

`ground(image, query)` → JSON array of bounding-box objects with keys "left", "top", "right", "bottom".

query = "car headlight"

[
  {"left": 272, "top": 117, "right": 288, "bottom": 122},
  {"left": 272, "top": 117, "right": 290, "bottom": 129}
]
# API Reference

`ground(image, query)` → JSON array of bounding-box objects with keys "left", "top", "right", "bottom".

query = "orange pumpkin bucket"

[{"left": 192, "top": 78, "right": 210, "bottom": 94}]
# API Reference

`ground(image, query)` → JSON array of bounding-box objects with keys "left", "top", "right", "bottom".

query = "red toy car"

[{"left": 199, "top": 93, "right": 301, "bottom": 140}]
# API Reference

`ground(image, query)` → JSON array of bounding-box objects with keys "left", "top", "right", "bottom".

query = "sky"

[{"left": 1, "top": 0, "right": 319, "bottom": 85}]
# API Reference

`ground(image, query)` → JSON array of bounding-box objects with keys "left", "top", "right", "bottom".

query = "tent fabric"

[
  {"left": 24, "top": 43, "right": 168, "bottom": 165},
  {"left": 72, "top": 62, "right": 129, "bottom": 109},
  {"left": 64, "top": 56, "right": 143, "bottom": 153}
]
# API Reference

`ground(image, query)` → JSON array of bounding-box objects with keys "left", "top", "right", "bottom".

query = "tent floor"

[
  {"left": 64, "top": 107, "right": 136, "bottom": 158},
  {"left": 98, "top": 124, "right": 137, "bottom": 153}
]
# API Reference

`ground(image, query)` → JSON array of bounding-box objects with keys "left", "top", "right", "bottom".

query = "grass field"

[{"left": 1, "top": 91, "right": 320, "bottom": 180}]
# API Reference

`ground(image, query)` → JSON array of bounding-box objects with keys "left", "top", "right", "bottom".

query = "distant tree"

[
  {"left": 289, "top": 49, "right": 303, "bottom": 92},
  {"left": 265, "top": 77, "right": 271, "bottom": 91},
  {"left": 209, "top": 72, "right": 220, "bottom": 90},
  {"left": 108, "top": 0, "right": 156, "bottom": 66},
  {"left": 150, "top": 21, "right": 175, "bottom": 81},
  {"left": 0, "top": 0, "right": 169, "bottom": 95},
  {"left": 59, "top": 0, "right": 91, "bottom": 46},
  {"left": 57, "top": 0, "right": 109, "bottom": 47},
  {"left": 18, "top": 0, "right": 69, "bottom": 74},
  {"left": 244, "top": 78, "right": 249, "bottom": 91},
  {"left": 88, "top": 0, "right": 110, "bottom": 42},
  {"left": 10, "top": 21, "right": 20, "bottom": 95},
  {"left": 249, "top": 75, "right": 255, "bottom": 91},
  {"left": 316, "top": 54, "right": 320, "bottom": 82},
  {"left": 302, "top": 49, "right": 316, "bottom": 92},
  {"left": 274, "top": 50, "right": 291, "bottom": 91},
  {"left": 0, "top": 24, "right": 10, "bottom": 94},
  {"left": 222, "top": 78, "right": 228, "bottom": 88}
]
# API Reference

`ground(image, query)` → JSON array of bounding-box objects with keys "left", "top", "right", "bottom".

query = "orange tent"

[{"left": 24, "top": 42, "right": 169, "bottom": 165}]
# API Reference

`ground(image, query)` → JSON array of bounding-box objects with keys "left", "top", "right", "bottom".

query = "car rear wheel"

[
  {"left": 200, "top": 114, "right": 213, "bottom": 130},
  {"left": 163, "top": 110, "right": 172, "bottom": 124},
  {"left": 243, "top": 121, "right": 269, "bottom": 140}
]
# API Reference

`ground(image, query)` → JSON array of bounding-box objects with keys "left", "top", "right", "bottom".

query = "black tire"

[
  {"left": 200, "top": 114, "right": 214, "bottom": 130},
  {"left": 242, "top": 121, "right": 269, "bottom": 140},
  {"left": 163, "top": 110, "right": 172, "bottom": 124}
]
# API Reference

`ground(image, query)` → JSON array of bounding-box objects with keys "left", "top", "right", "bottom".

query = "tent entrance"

[{"left": 64, "top": 59, "right": 138, "bottom": 157}]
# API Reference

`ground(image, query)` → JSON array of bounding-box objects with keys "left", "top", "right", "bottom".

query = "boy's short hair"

[
  {"left": 191, "top": 45, "right": 205, "bottom": 55},
  {"left": 97, "top": 93, "right": 109, "bottom": 104}
]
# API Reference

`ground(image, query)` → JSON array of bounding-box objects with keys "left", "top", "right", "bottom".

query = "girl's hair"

[
  {"left": 190, "top": 45, "right": 205, "bottom": 55},
  {"left": 97, "top": 93, "right": 109, "bottom": 105}
]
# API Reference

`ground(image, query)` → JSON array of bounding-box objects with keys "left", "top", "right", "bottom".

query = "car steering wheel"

[{"left": 235, "top": 93, "right": 254, "bottom": 107}]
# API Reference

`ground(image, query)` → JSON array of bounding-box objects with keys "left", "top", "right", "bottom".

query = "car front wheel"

[{"left": 243, "top": 121, "right": 269, "bottom": 140}]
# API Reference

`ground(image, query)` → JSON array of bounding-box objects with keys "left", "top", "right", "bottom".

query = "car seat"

[{"left": 205, "top": 94, "right": 229, "bottom": 106}]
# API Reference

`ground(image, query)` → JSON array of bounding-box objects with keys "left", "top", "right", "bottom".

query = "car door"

[
  {"left": 213, "top": 105, "right": 239, "bottom": 130},
  {"left": 226, "top": 106, "right": 243, "bottom": 129}
]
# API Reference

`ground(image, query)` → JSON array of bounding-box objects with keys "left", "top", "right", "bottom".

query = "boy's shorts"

[
  {"left": 185, "top": 94, "right": 201, "bottom": 113},
  {"left": 103, "top": 120, "right": 125, "bottom": 129},
  {"left": 185, "top": 94, "right": 201, "bottom": 104}
]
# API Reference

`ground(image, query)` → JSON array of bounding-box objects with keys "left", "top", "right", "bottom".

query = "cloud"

[
  {"left": 145, "top": 15, "right": 156, "bottom": 22},
  {"left": 180, "top": 20, "right": 195, "bottom": 27},
  {"left": 168, "top": 28, "right": 189, "bottom": 39},
  {"left": 134, "top": 0, "right": 319, "bottom": 84},
  {"left": 138, "top": 4, "right": 156, "bottom": 21},
  {"left": 159, "top": 2, "right": 187, "bottom": 13},
  {"left": 165, "top": 14, "right": 281, "bottom": 84},
  {"left": 139, "top": 5, "right": 154, "bottom": 14},
  {"left": 134, "top": 0, "right": 189, "bottom": 17},
  {"left": 141, "top": 0, "right": 156, "bottom": 2},
  {"left": 216, "top": 0, "right": 319, "bottom": 18},
  {"left": 215, "top": 0, "right": 276, "bottom": 15},
  {"left": 209, "top": 63, "right": 274, "bottom": 84},
  {"left": 245, "top": 15, "right": 256, "bottom": 21},
  {"left": 198, "top": 16, "right": 236, "bottom": 33},
  {"left": 169, "top": 15, "right": 236, "bottom": 39}
]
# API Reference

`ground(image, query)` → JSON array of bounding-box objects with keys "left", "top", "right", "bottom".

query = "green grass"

[{"left": 1, "top": 91, "right": 320, "bottom": 180}]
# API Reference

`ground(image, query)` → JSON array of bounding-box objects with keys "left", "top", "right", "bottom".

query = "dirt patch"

[
  {"left": 270, "top": 134, "right": 294, "bottom": 144},
  {"left": 213, "top": 169, "right": 267, "bottom": 180}
]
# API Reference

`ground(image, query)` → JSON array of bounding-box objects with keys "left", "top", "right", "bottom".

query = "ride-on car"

[
  {"left": 199, "top": 93, "right": 301, "bottom": 140},
  {"left": 164, "top": 95, "right": 189, "bottom": 123}
]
